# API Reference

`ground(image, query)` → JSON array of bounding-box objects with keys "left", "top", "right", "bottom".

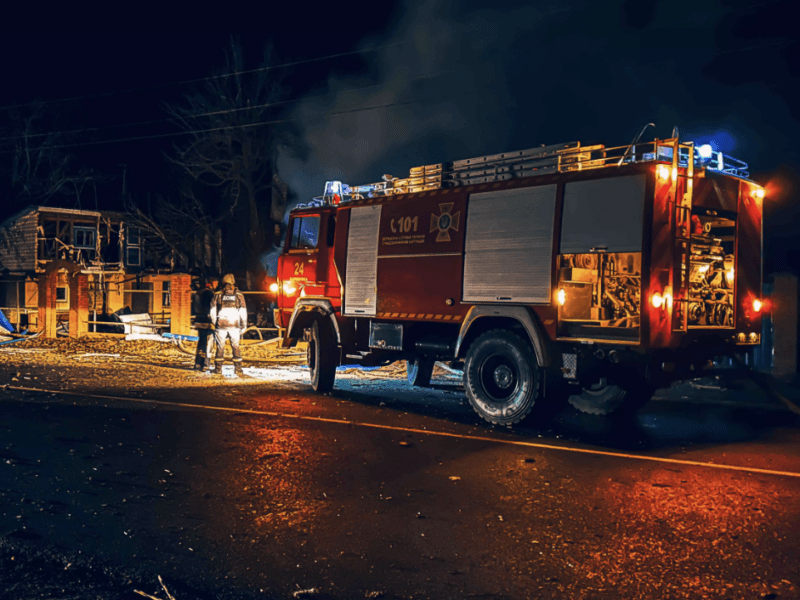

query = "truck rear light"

[
  {"left": 269, "top": 283, "right": 279, "bottom": 293},
  {"left": 651, "top": 290, "right": 672, "bottom": 310},
  {"left": 752, "top": 187, "right": 765, "bottom": 200},
  {"left": 752, "top": 298, "right": 762, "bottom": 312},
  {"left": 651, "top": 292, "right": 663, "bottom": 308},
  {"left": 557, "top": 288, "right": 566, "bottom": 306},
  {"left": 656, "top": 165, "right": 670, "bottom": 180}
]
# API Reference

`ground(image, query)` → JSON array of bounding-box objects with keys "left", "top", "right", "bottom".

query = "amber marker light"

[
  {"left": 656, "top": 165, "right": 670, "bottom": 180},
  {"left": 269, "top": 283, "right": 279, "bottom": 293},
  {"left": 651, "top": 292, "right": 663, "bottom": 309},
  {"left": 753, "top": 298, "right": 762, "bottom": 313},
  {"left": 663, "top": 290, "right": 673, "bottom": 309},
  {"left": 557, "top": 288, "right": 566, "bottom": 306},
  {"left": 752, "top": 187, "right": 765, "bottom": 200}
]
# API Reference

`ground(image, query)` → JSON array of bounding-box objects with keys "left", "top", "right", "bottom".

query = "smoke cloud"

[{"left": 276, "top": 0, "right": 797, "bottom": 213}]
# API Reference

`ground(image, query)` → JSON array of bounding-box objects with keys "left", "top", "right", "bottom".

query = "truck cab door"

[{"left": 278, "top": 214, "right": 321, "bottom": 320}]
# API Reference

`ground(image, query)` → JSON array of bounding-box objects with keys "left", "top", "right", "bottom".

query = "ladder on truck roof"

[
  {"left": 318, "top": 142, "right": 605, "bottom": 203},
  {"left": 311, "top": 137, "right": 750, "bottom": 205}
]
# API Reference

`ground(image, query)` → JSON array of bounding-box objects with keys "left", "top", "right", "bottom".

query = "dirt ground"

[{"left": 0, "top": 336, "right": 460, "bottom": 398}]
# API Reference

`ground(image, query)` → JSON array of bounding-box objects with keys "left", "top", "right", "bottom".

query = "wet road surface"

[{"left": 2, "top": 365, "right": 800, "bottom": 599}]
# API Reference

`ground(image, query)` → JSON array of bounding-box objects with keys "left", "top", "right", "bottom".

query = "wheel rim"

[{"left": 478, "top": 354, "right": 519, "bottom": 403}]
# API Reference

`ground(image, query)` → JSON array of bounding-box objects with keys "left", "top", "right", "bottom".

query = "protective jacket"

[{"left": 210, "top": 285, "right": 247, "bottom": 330}]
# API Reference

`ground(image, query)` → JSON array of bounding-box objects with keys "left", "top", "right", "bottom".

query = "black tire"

[
  {"left": 464, "top": 329, "right": 546, "bottom": 426},
  {"left": 307, "top": 320, "right": 337, "bottom": 393},
  {"left": 567, "top": 377, "right": 654, "bottom": 416},
  {"left": 407, "top": 357, "right": 435, "bottom": 387}
]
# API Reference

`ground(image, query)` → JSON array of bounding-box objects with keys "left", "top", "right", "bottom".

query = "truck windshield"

[{"left": 289, "top": 216, "right": 320, "bottom": 249}]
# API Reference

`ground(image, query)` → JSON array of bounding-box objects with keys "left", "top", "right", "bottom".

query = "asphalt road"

[{"left": 2, "top": 364, "right": 800, "bottom": 599}]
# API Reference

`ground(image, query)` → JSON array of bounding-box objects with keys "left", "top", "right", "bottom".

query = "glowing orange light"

[
  {"left": 269, "top": 283, "right": 279, "bottom": 293},
  {"left": 663, "top": 292, "right": 673, "bottom": 309},
  {"left": 651, "top": 293, "right": 663, "bottom": 309},
  {"left": 557, "top": 288, "right": 566, "bottom": 306},
  {"left": 671, "top": 168, "right": 678, "bottom": 182},
  {"left": 752, "top": 188, "right": 765, "bottom": 200},
  {"left": 656, "top": 165, "right": 670, "bottom": 180},
  {"left": 753, "top": 299, "right": 762, "bottom": 313}
]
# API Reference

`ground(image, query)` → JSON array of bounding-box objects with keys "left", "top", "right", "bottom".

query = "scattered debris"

[{"left": 134, "top": 575, "right": 175, "bottom": 600}]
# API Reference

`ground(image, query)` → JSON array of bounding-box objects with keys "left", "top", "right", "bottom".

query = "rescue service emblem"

[{"left": 430, "top": 203, "right": 460, "bottom": 242}]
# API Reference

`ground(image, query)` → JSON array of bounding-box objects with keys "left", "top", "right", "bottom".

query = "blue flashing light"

[{"left": 698, "top": 144, "right": 714, "bottom": 159}]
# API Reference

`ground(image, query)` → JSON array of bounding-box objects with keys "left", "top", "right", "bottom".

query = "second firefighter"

[{"left": 210, "top": 273, "right": 248, "bottom": 376}]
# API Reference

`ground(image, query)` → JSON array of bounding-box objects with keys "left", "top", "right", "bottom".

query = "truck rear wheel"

[
  {"left": 307, "top": 320, "right": 337, "bottom": 393},
  {"left": 464, "top": 330, "right": 545, "bottom": 426},
  {"left": 567, "top": 378, "right": 654, "bottom": 416},
  {"left": 407, "top": 357, "right": 435, "bottom": 387}
]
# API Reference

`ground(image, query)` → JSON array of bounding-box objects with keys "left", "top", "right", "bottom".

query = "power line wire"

[
  {"left": 0, "top": 41, "right": 407, "bottom": 113},
  {"left": 0, "top": 0, "right": 786, "bottom": 150},
  {"left": 0, "top": 67, "right": 467, "bottom": 143},
  {"left": 1, "top": 28, "right": 789, "bottom": 157},
  {"left": 0, "top": 88, "right": 482, "bottom": 155}
]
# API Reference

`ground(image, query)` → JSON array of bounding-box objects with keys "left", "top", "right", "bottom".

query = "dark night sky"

[{"left": 1, "top": 0, "right": 798, "bottom": 273}]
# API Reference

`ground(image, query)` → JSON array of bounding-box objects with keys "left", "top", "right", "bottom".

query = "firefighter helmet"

[{"left": 222, "top": 273, "right": 236, "bottom": 286}]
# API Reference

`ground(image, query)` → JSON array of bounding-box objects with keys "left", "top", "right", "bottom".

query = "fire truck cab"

[{"left": 275, "top": 135, "right": 764, "bottom": 426}]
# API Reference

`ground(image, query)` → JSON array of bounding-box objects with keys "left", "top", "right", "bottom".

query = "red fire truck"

[{"left": 274, "top": 133, "right": 764, "bottom": 425}]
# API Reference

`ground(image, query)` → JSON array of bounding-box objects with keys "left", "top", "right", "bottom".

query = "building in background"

[{"left": 0, "top": 205, "right": 221, "bottom": 334}]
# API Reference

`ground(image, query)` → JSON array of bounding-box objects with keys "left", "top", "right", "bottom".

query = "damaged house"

[{"left": 0, "top": 206, "right": 222, "bottom": 337}]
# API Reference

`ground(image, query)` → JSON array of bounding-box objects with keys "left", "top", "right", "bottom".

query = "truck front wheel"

[
  {"left": 307, "top": 320, "right": 337, "bottom": 393},
  {"left": 464, "top": 330, "right": 545, "bottom": 426}
]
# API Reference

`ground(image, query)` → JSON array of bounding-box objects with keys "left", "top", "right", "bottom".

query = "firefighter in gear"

[
  {"left": 210, "top": 273, "right": 248, "bottom": 376},
  {"left": 192, "top": 278, "right": 217, "bottom": 371}
]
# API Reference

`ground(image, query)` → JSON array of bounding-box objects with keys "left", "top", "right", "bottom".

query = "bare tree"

[
  {"left": 124, "top": 189, "right": 223, "bottom": 275},
  {"left": 166, "top": 39, "right": 299, "bottom": 278},
  {"left": 3, "top": 106, "right": 98, "bottom": 211}
]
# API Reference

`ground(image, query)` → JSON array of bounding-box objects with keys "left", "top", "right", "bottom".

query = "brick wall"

[
  {"left": 37, "top": 270, "right": 58, "bottom": 338},
  {"left": 68, "top": 273, "right": 89, "bottom": 338},
  {"left": 170, "top": 273, "right": 192, "bottom": 336}
]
